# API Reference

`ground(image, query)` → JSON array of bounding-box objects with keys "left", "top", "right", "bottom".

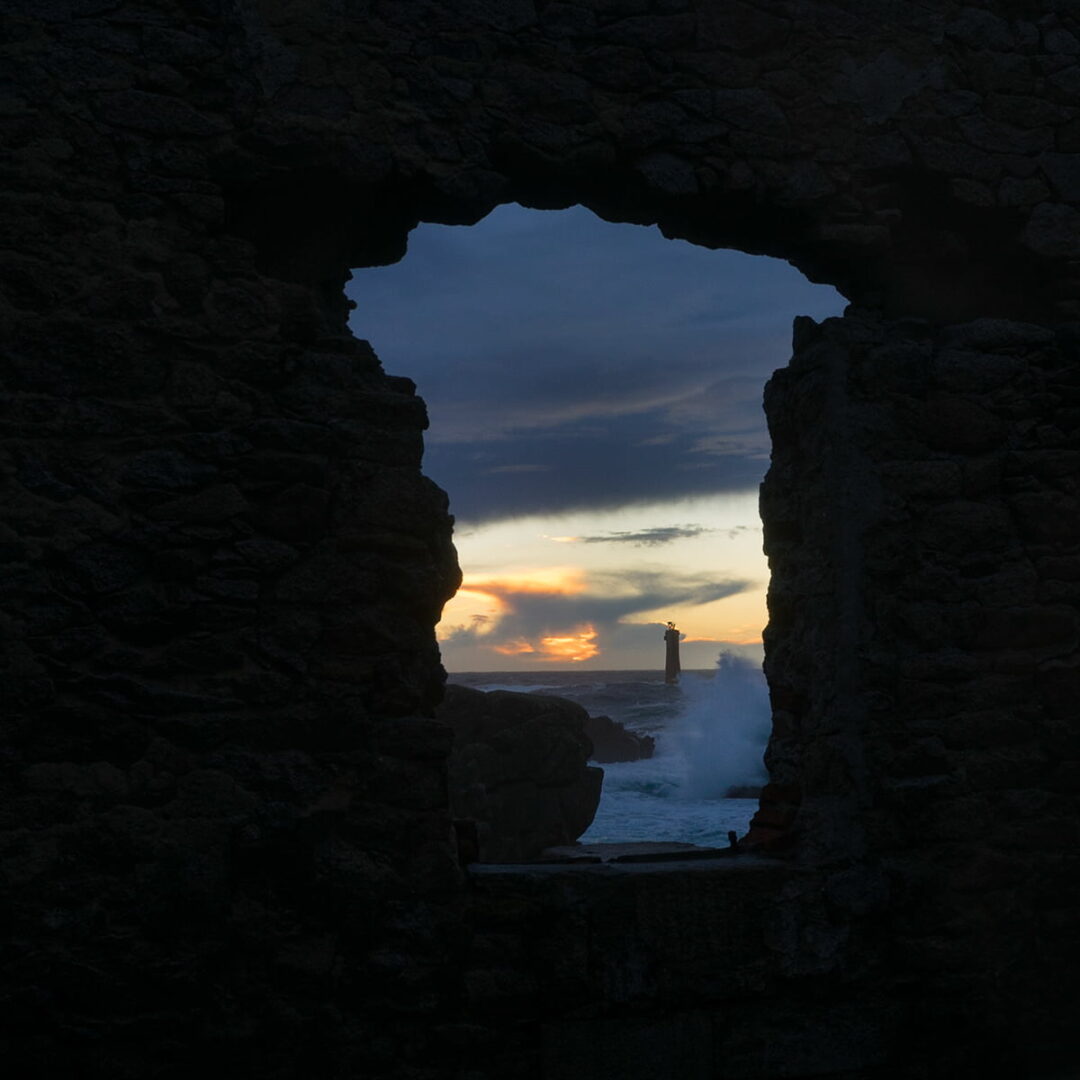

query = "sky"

[{"left": 348, "top": 204, "right": 845, "bottom": 671}]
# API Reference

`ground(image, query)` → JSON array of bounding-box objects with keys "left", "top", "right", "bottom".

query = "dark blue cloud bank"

[{"left": 348, "top": 205, "right": 844, "bottom": 524}]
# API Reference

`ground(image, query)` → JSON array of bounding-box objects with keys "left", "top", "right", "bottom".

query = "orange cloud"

[
  {"left": 437, "top": 587, "right": 506, "bottom": 637},
  {"left": 465, "top": 567, "right": 587, "bottom": 596},
  {"left": 440, "top": 568, "right": 589, "bottom": 638},
  {"left": 454, "top": 586, "right": 509, "bottom": 614},
  {"left": 537, "top": 625, "right": 599, "bottom": 663},
  {"left": 491, "top": 625, "right": 599, "bottom": 663},
  {"left": 439, "top": 563, "right": 757, "bottom": 664}
]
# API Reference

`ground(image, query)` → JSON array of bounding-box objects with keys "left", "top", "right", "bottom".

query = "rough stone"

[{"left": 3, "top": 2, "right": 1080, "bottom": 1077}]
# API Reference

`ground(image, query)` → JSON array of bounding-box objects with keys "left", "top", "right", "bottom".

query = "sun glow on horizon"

[
  {"left": 439, "top": 569, "right": 602, "bottom": 662},
  {"left": 490, "top": 624, "right": 599, "bottom": 663},
  {"left": 537, "top": 625, "right": 600, "bottom": 663},
  {"left": 434, "top": 495, "right": 768, "bottom": 670}
]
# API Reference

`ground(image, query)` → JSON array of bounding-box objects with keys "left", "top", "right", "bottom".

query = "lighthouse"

[{"left": 664, "top": 621, "right": 681, "bottom": 685}]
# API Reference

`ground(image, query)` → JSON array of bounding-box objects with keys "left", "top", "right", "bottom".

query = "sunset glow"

[
  {"left": 491, "top": 626, "right": 599, "bottom": 662},
  {"left": 538, "top": 626, "right": 599, "bottom": 662},
  {"left": 703, "top": 622, "right": 765, "bottom": 647},
  {"left": 353, "top": 203, "right": 844, "bottom": 670},
  {"left": 439, "top": 587, "right": 505, "bottom": 631},
  {"left": 465, "top": 567, "right": 587, "bottom": 595},
  {"left": 433, "top": 495, "right": 768, "bottom": 670},
  {"left": 439, "top": 569, "right": 591, "bottom": 640}
]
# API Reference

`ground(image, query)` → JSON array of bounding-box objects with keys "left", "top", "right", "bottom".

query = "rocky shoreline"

[{"left": 438, "top": 684, "right": 655, "bottom": 862}]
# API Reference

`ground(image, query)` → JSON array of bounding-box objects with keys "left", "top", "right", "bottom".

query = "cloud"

[
  {"left": 349, "top": 203, "right": 844, "bottom": 526},
  {"left": 439, "top": 566, "right": 753, "bottom": 664},
  {"left": 421, "top": 356, "right": 716, "bottom": 447},
  {"left": 492, "top": 626, "right": 600, "bottom": 663},
  {"left": 550, "top": 523, "right": 758, "bottom": 545},
  {"left": 424, "top": 410, "right": 768, "bottom": 523},
  {"left": 550, "top": 525, "right": 715, "bottom": 546}
]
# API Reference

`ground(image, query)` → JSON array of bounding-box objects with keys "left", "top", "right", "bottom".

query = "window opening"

[{"left": 350, "top": 204, "right": 844, "bottom": 853}]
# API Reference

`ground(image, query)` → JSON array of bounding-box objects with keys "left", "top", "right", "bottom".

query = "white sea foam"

[
  {"left": 671, "top": 651, "right": 771, "bottom": 799},
  {"left": 577, "top": 653, "right": 770, "bottom": 845}
]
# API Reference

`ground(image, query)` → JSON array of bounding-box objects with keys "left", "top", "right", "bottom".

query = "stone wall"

[
  {"left": 2, "top": 0, "right": 1078, "bottom": 1076},
  {"left": 761, "top": 311, "right": 1080, "bottom": 1069}
]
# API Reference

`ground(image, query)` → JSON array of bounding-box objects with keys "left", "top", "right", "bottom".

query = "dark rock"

[
  {"left": 438, "top": 684, "right": 602, "bottom": 862},
  {"left": 725, "top": 784, "right": 763, "bottom": 798},
  {"left": 582, "top": 712, "right": 655, "bottom": 763}
]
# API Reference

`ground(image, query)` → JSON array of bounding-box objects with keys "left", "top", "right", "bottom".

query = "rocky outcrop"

[
  {"left": 440, "top": 685, "right": 602, "bottom": 862},
  {"left": 583, "top": 712, "right": 656, "bottom": 763}
]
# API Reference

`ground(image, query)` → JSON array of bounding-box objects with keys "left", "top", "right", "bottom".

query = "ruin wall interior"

[{"left": 2, "top": 0, "right": 1079, "bottom": 1076}]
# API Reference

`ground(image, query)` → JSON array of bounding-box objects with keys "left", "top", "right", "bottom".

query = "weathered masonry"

[{"left": 2, "top": 2, "right": 1078, "bottom": 1077}]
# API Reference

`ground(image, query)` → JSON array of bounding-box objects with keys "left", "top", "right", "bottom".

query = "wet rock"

[{"left": 582, "top": 712, "right": 655, "bottom": 763}]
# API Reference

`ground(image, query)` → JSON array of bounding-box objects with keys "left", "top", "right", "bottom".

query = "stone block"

[
  {"left": 928, "top": 709, "right": 1037, "bottom": 750},
  {"left": 941, "top": 318, "right": 1055, "bottom": 351},
  {"left": 146, "top": 484, "right": 247, "bottom": 524},
  {"left": 919, "top": 501, "right": 1015, "bottom": 556},
  {"left": 1011, "top": 492, "right": 1080, "bottom": 543},
  {"left": 253, "top": 483, "right": 331, "bottom": 543},
  {"left": 961, "top": 605, "right": 1076, "bottom": 651},
  {"left": 162, "top": 768, "right": 258, "bottom": 818},
  {"left": 918, "top": 395, "right": 1007, "bottom": 452},
  {"left": 961, "top": 744, "right": 1051, "bottom": 790},
  {"left": 1035, "top": 660, "right": 1080, "bottom": 723},
  {"left": 1022, "top": 202, "right": 1080, "bottom": 257},
  {"left": 949, "top": 848, "right": 1029, "bottom": 892},
  {"left": 63, "top": 540, "right": 144, "bottom": 595}
]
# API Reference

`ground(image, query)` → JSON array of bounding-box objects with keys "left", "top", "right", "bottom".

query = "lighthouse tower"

[{"left": 663, "top": 621, "right": 681, "bottom": 685}]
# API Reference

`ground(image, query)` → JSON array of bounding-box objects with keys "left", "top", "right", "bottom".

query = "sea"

[{"left": 447, "top": 652, "right": 771, "bottom": 848}]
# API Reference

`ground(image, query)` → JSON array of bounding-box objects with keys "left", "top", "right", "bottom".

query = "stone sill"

[{"left": 468, "top": 842, "right": 790, "bottom": 877}]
